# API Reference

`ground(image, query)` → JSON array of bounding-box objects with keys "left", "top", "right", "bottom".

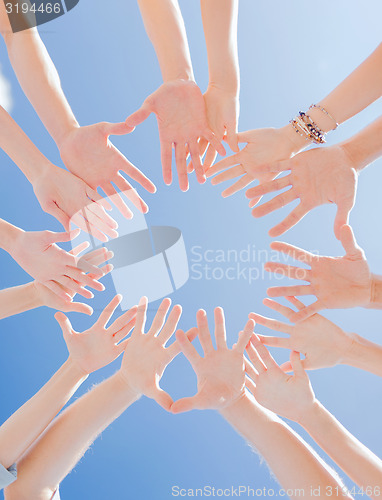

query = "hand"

[
  {"left": 249, "top": 297, "right": 352, "bottom": 371},
  {"left": 59, "top": 122, "right": 156, "bottom": 219},
  {"left": 266, "top": 225, "right": 372, "bottom": 321},
  {"left": 206, "top": 125, "right": 305, "bottom": 198},
  {"left": 11, "top": 229, "right": 107, "bottom": 301},
  {"left": 245, "top": 145, "right": 358, "bottom": 238},
  {"left": 119, "top": 297, "right": 195, "bottom": 411},
  {"left": 125, "top": 80, "right": 225, "bottom": 191},
  {"left": 245, "top": 334, "right": 316, "bottom": 422},
  {"left": 171, "top": 308, "right": 254, "bottom": 413},
  {"left": 55, "top": 295, "right": 137, "bottom": 375},
  {"left": 188, "top": 84, "right": 239, "bottom": 173},
  {"left": 34, "top": 242, "right": 114, "bottom": 315},
  {"left": 33, "top": 163, "right": 118, "bottom": 242}
]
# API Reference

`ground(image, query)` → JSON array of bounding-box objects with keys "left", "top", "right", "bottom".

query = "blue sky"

[{"left": 1, "top": 1, "right": 382, "bottom": 498}]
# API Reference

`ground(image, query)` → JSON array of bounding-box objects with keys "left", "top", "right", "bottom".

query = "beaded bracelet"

[
  {"left": 309, "top": 104, "right": 339, "bottom": 130},
  {"left": 290, "top": 112, "right": 325, "bottom": 144}
]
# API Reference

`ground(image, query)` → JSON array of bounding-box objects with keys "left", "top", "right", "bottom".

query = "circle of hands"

[{"left": 26, "top": 77, "right": 372, "bottom": 420}]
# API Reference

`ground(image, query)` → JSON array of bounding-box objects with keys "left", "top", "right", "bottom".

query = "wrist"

[
  {"left": 367, "top": 274, "right": 382, "bottom": 309},
  {"left": 115, "top": 370, "right": 142, "bottom": 400},
  {"left": 279, "top": 123, "right": 310, "bottom": 155},
  {"left": 24, "top": 281, "right": 45, "bottom": 309},
  {"left": 163, "top": 68, "right": 195, "bottom": 84},
  {"left": 0, "top": 221, "right": 24, "bottom": 254},
  {"left": 56, "top": 122, "right": 80, "bottom": 151},
  {"left": 64, "top": 357, "right": 90, "bottom": 382},
  {"left": 339, "top": 139, "right": 365, "bottom": 174},
  {"left": 296, "top": 399, "right": 322, "bottom": 428}
]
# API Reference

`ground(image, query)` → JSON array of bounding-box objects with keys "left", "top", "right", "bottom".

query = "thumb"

[
  {"left": 66, "top": 302, "right": 93, "bottom": 316},
  {"left": 225, "top": 123, "right": 239, "bottom": 153},
  {"left": 236, "top": 130, "right": 253, "bottom": 144},
  {"left": 48, "top": 205, "right": 71, "bottom": 232},
  {"left": 47, "top": 228, "right": 80, "bottom": 244},
  {"left": 150, "top": 386, "right": 174, "bottom": 411},
  {"left": 339, "top": 224, "right": 361, "bottom": 257},
  {"left": 171, "top": 394, "right": 203, "bottom": 414},
  {"left": 125, "top": 103, "right": 152, "bottom": 128},
  {"left": 54, "top": 312, "right": 74, "bottom": 336},
  {"left": 334, "top": 202, "right": 352, "bottom": 240},
  {"left": 290, "top": 351, "right": 306, "bottom": 378},
  {"left": 103, "top": 121, "right": 135, "bottom": 136}
]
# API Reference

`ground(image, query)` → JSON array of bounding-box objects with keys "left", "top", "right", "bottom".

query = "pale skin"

[
  {"left": 0, "top": 220, "right": 109, "bottom": 301},
  {"left": 126, "top": 0, "right": 225, "bottom": 192},
  {"left": 0, "top": 106, "right": 118, "bottom": 241},
  {"left": 0, "top": 242, "right": 113, "bottom": 319},
  {"left": 0, "top": 3, "right": 156, "bottom": 219},
  {"left": 265, "top": 224, "right": 382, "bottom": 321},
  {"left": 245, "top": 335, "right": 382, "bottom": 498},
  {"left": 0, "top": 294, "right": 137, "bottom": 473},
  {"left": 4, "top": 297, "right": 196, "bottom": 500},
  {"left": 172, "top": 309, "right": 351, "bottom": 498},
  {"left": 249, "top": 296, "right": 382, "bottom": 377}
]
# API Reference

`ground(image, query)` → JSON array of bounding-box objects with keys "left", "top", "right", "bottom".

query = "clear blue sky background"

[{"left": 1, "top": 1, "right": 382, "bottom": 499}]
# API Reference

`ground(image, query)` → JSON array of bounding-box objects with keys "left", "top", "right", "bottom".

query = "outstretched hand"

[
  {"left": 59, "top": 122, "right": 156, "bottom": 219},
  {"left": 245, "top": 334, "right": 315, "bottom": 423},
  {"left": 246, "top": 145, "right": 358, "bottom": 238},
  {"left": 119, "top": 297, "right": 197, "bottom": 411},
  {"left": 56, "top": 294, "right": 137, "bottom": 375},
  {"left": 265, "top": 224, "right": 372, "bottom": 321},
  {"left": 171, "top": 308, "right": 254, "bottom": 413},
  {"left": 126, "top": 80, "right": 225, "bottom": 191}
]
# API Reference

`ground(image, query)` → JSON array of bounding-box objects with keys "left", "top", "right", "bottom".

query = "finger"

[
  {"left": 262, "top": 297, "right": 296, "bottom": 321},
  {"left": 69, "top": 242, "right": 90, "bottom": 257},
  {"left": 85, "top": 186, "right": 113, "bottom": 212},
  {"left": 76, "top": 255, "right": 105, "bottom": 278},
  {"left": 60, "top": 276, "right": 94, "bottom": 299},
  {"left": 175, "top": 329, "right": 201, "bottom": 368},
  {"left": 205, "top": 152, "right": 241, "bottom": 177},
  {"left": 267, "top": 284, "right": 314, "bottom": 298},
  {"left": 47, "top": 204, "right": 71, "bottom": 232},
  {"left": 270, "top": 241, "right": 314, "bottom": 264},
  {"left": 214, "top": 307, "right": 227, "bottom": 349},
  {"left": 109, "top": 305, "right": 138, "bottom": 334},
  {"left": 64, "top": 267, "right": 105, "bottom": 291},
  {"left": 268, "top": 205, "right": 310, "bottom": 238},
  {"left": 225, "top": 125, "right": 239, "bottom": 153},
  {"left": 88, "top": 263, "right": 113, "bottom": 280},
  {"left": 175, "top": 142, "right": 189, "bottom": 192},
  {"left": 339, "top": 224, "right": 362, "bottom": 258},
  {"left": 133, "top": 296, "right": 148, "bottom": 334},
  {"left": 97, "top": 294, "right": 123, "bottom": 327},
  {"left": 104, "top": 121, "right": 135, "bottom": 136},
  {"left": 245, "top": 341, "right": 267, "bottom": 374},
  {"left": 250, "top": 334, "right": 279, "bottom": 370},
  {"left": 235, "top": 319, "right": 255, "bottom": 353},
  {"left": 246, "top": 175, "right": 291, "bottom": 199},
  {"left": 245, "top": 374, "right": 257, "bottom": 396},
  {"left": 150, "top": 386, "right": 174, "bottom": 411},
  {"left": 166, "top": 327, "right": 198, "bottom": 360},
  {"left": 222, "top": 175, "right": 253, "bottom": 198},
  {"left": 188, "top": 140, "right": 205, "bottom": 184},
  {"left": 64, "top": 301, "right": 93, "bottom": 316},
  {"left": 293, "top": 301, "right": 322, "bottom": 322},
  {"left": 159, "top": 304, "right": 182, "bottom": 345},
  {"left": 83, "top": 247, "right": 113, "bottom": 267},
  {"left": 102, "top": 184, "right": 133, "bottom": 220},
  {"left": 161, "top": 141, "right": 173, "bottom": 186},
  {"left": 196, "top": 309, "right": 214, "bottom": 354},
  {"left": 114, "top": 173, "right": 149, "bottom": 213},
  {"left": 46, "top": 228, "right": 80, "bottom": 245},
  {"left": 256, "top": 334, "right": 290, "bottom": 349},
  {"left": 70, "top": 212, "right": 108, "bottom": 243},
  {"left": 285, "top": 296, "right": 306, "bottom": 311},
  {"left": 202, "top": 144, "right": 218, "bottom": 172},
  {"left": 203, "top": 129, "right": 226, "bottom": 157},
  {"left": 171, "top": 394, "right": 204, "bottom": 414},
  {"left": 114, "top": 148, "right": 157, "bottom": 194},
  {"left": 290, "top": 350, "right": 308, "bottom": 378},
  {"left": 147, "top": 298, "right": 172, "bottom": 336},
  {"left": 334, "top": 200, "right": 353, "bottom": 241},
  {"left": 210, "top": 165, "right": 245, "bottom": 186},
  {"left": 44, "top": 280, "right": 72, "bottom": 301},
  {"left": 244, "top": 357, "right": 259, "bottom": 381},
  {"left": 83, "top": 198, "right": 118, "bottom": 233},
  {"left": 252, "top": 189, "right": 296, "bottom": 218},
  {"left": 54, "top": 311, "right": 73, "bottom": 336},
  {"left": 264, "top": 262, "right": 311, "bottom": 282},
  {"left": 112, "top": 318, "right": 136, "bottom": 343},
  {"left": 125, "top": 103, "right": 152, "bottom": 127},
  {"left": 248, "top": 312, "right": 292, "bottom": 334}
]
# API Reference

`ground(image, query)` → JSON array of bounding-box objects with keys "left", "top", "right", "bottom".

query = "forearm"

[
  {"left": 220, "top": 394, "right": 349, "bottom": 497},
  {"left": 340, "top": 116, "right": 382, "bottom": 173},
  {"left": 0, "top": 359, "right": 87, "bottom": 469},
  {"left": 201, "top": 0, "right": 239, "bottom": 92},
  {"left": 0, "top": 219, "right": 23, "bottom": 255},
  {"left": 0, "top": 282, "right": 43, "bottom": 320},
  {"left": 137, "top": 0, "right": 194, "bottom": 82},
  {"left": 3, "top": 28, "right": 78, "bottom": 146},
  {"left": 12, "top": 372, "right": 139, "bottom": 496},
  {"left": 0, "top": 106, "right": 53, "bottom": 183},
  {"left": 308, "top": 43, "right": 382, "bottom": 132},
  {"left": 299, "top": 401, "right": 382, "bottom": 497},
  {"left": 341, "top": 332, "right": 382, "bottom": 376}
]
